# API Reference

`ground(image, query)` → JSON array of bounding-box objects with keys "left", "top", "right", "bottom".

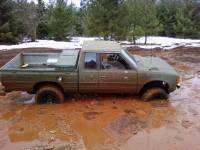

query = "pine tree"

[
  {"left": 140, "top": 0, "right": 160, "bottom": 44},
  {"left": 37, "top": 0, "right": 48, "bottom": 38},
  {"left": 80, "top": 0, "right": 89, "bottom": 10},
  {"left": 74, "top": 0, "right": 89, "bottom": 36},
  {"left": 0, "top": 0, "right": 18, "bottom": 43},
  {"left": 73, "top": 8, "right": 84, "bottom": 35},
  {"left": 84, "top": 0, "right": 125, "bottom": 39},
  {"left": 16, "top": 0, "right": 39, "bottom": 42},
  {"left": 174, "top": 0, "right": 199, "bottom": 38},
  {"left": 113, "top": 1, "right": 129, "bottom": 40},
  {"left": 125, "top": 0, "right": 143, "bottom": 43},
  {"left": 157, "top": 0, "right": 200, "bottom": 38},
  {"left": 157, "top": 0, "right": 180, "bottom": 37},
  {"left": 193, "top": 1, "right": 200, "bottom": 38},
  {"left": 126, "top": 0, "right": 159, "bottom": 44},
  {"left": 47, "top": 0, "right": 74, "bottom": 40}
]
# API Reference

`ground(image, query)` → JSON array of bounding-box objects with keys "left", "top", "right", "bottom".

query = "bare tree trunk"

[
  {"left": 145, "top": 35, "right": 147, "bottom": 45},
  {"left": 31, "top": 27, "right": 37, "bottom": 42},
  {"left": 104, "top": 35, "right": 109, "bottom": 40},
  {"left": 133, "top": 36, "right": 136, "bottom": 45}
]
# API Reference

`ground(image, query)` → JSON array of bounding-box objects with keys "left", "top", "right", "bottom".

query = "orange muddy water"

[{"left": 0, "top": 47, "right": 200, "bottom": 150}]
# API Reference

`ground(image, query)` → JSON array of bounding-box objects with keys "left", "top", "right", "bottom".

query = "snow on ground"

[
  {"left": 0, "top": 40, "right": 80, "bottom": 51},
  {"left": 0, "top": 36, "right": 200, "bottom": 51},
  {"left": 0, "top": 37, "right": 100, "bottom": 51},
  {"left": 70, "top": 37, "right": 102, "bottom": 45},
  {"left": 135, "top": 36, "right": 200, "bottom": 50}
]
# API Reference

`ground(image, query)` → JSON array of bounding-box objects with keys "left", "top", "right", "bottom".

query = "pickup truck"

[{"left": 0, "top": 41, "right": 180, "bottom": 103}]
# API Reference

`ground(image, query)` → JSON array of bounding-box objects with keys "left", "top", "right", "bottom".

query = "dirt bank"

[{"left": 0, "top": 47, "right": 200, "bottom": 150}]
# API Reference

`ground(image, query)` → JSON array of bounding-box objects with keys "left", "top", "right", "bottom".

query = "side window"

[
  {"left": 101, "top": 53, "right": 130, "bottom": 70},
  {"left": 84, "top": 53, "right": 97, "bottom": 69}
]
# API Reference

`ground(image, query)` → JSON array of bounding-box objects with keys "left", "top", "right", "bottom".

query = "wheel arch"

[
  {"left": 139, "top": 80, "right": 169, "bottom": 95},
  {"left": 32, "top": 81, "right": 64, "bottom": 94}
]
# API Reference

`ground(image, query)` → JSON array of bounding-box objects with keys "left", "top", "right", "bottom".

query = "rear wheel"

[
  {"left": 35, "top": 85, "right": 64, "bottom": 104},
  {"left": 142, "top": 87, "right": 168, "bottom": 101}
]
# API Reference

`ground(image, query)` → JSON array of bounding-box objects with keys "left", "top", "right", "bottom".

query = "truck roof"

[{"left": 82, "top": 41, "right": 121, "bottom": 52}]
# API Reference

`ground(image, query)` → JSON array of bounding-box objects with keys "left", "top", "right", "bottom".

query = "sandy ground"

[{"left": 0, "top": 47, "right": 200, "bottom": 150}]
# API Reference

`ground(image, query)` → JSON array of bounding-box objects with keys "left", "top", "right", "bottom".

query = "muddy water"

[
  {"left": 1, "top": 81, "right": 197, "bottom": 150},
  {"left": 121, "top": 75, "right": 200, "bottom": 150},
  {"left": 0, "top": 92, "right": 178, "bottom": 149},
  {"left": 0, "top": 48, "right": 200, "bottom": 150}
]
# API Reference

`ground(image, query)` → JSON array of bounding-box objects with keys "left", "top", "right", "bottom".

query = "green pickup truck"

[{"left": 0, "top": 41, "right": 180, "bottom": 103}]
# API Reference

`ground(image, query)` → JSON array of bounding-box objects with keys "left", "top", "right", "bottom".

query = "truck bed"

[
  {"left": 0, "top": 50, "right": 79, "bottom": 93},
  {"left": 0, "top": 50, "right": 79, "bottom": 71}
]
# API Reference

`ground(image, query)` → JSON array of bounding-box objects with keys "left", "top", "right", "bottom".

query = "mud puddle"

[
  {"left": 0, "top": 92, "right": 178, "bottom": 150},
  {"left": 120, "top": 74, "right": 200, "bottom": 150}
]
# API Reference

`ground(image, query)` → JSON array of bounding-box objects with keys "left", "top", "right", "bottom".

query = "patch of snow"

[
  {"left": 136, "top": 45, "right": 162, "bottom": 49},
  {"left": 23, "top": 95, "right": 35, "bottom": 104},
  {"left": 120, "top": 41, "right": 132, "bottom": 45},
  {"left": 70, "top": 37, "right": 101, "bottom": 45},
  {"left": 0, "top": 37, "right": 101, "bottom": 51},
  {"left": 19, "top": 92, "right": 35, "bottom": 104},
  {"left": 0, "top": 40, "right": 82, "bottom": 51},
  {"left": 135, "top": 36, "right": 200, "bottom": 50},
  {"left": 0, "top": 36, "right": 200, "bottom": 51}
]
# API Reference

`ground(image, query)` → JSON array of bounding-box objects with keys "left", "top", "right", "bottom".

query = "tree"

[
  {"left": 80, "top": 0, "right": 89, "bottom": 10},
  {"left": 157, "top": 0, "right": 200, "bottom": 38},
  {"left": 193, "top": 1, "right": 200, "bottom": 38},
  {"left": 47, "top": 0, "right": 74, "bottom": 40},
  {"left": 37, "top": 0, "right": 48, "bottom": 38},
  {"left": 112, "top": 1, "right": 129, "bottom": 40},
  {"left": 157, "top": 0, "right": 180, "bottom": 37},
  {"left": 174, "top": 0, "right": 199, "bottom": 38},
  {"left": 126, "top": 0, "right": 144, "bottom": 43},
  {"left": 0, "top": 0, "right": 19, "bottom": 43},
  {"left": 126, "top": 0, "right": 159, "bottom": 44},
  {"left": 140, "top": 0, "right": 160, "bottom": 44},
  {"left": 72, "top": 0, "right": 90, "bottom": 36},
  {"left": 84, "top": 0, "right": 125, "bottom": 39},
  {"left": 73, "top": 8, "right": 84, "bottom": 35},
  {"left": 16, "top": 0, "right": 39, "bottom": 42}
]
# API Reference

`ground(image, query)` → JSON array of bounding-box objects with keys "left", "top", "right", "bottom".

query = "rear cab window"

[{"left": 84, "top": 52, "right": 98, "bottom": 69}]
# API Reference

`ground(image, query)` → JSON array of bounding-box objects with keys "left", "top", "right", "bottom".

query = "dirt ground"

[{"left": 0, "top": 47, "right": 200, "bottom": 150}]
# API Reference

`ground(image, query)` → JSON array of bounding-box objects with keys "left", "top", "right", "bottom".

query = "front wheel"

[
  {"left": 142, "top": 87, "right": 168, "bottom": 101},
  {"left": 35, "top": 85, "right": 64, "bottom": 104}
]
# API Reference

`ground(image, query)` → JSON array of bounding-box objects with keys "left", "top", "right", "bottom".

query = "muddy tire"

[
  {"left": 35, "top": 85, "right": 64, "bottom": 104},
  {"left": 142, "top": 87, "right": 168, "bottom": 101}
]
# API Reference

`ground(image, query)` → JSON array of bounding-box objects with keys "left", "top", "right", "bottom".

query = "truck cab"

[{"left": 78, "top": 41, "right": 138, "bottom": 93}]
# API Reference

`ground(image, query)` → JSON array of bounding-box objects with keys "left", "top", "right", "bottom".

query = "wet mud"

[{"left": 0, "top": 47, "right": 200, "bottom": 150}]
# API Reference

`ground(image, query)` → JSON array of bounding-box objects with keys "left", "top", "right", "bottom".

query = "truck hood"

[{"left": 133, "top": 55, "right": 177, "bottom": 74}]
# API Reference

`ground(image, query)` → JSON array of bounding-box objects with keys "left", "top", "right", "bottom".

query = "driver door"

[{"left": 99, "top": 53, "right": 137, "bottom": 93}]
